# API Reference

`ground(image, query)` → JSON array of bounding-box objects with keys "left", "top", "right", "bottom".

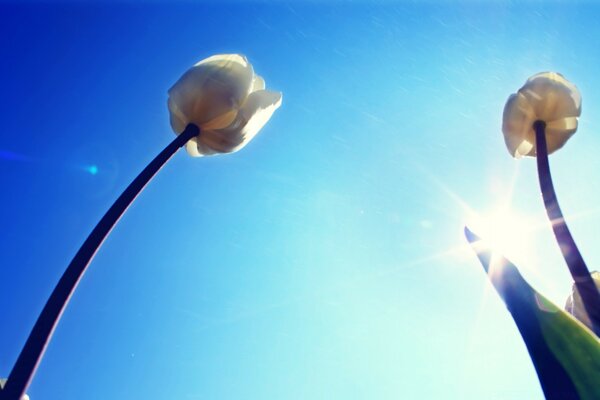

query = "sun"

[{"left": 465, "top": 206, "right": 538, "bottom": 268}]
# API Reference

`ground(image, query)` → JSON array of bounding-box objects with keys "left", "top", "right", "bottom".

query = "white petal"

[
  {"left": 502, "top": 92, "right": 536, "bottom": 157},
  {"left": 194, "top": 90, "right": 282, "bottom": 155},
  {"left": 252, "top": 75, "right": 266, "bottom": 92},
  {"left": 185, "top": 137, "right": 202, "bottom": 157},
  {"left": 240, "top": 91, "right": 282, "bottom": 135},
  {"left": 185, "top": 136, "right": 221, "bottom": 157},
  {"left": 546, "top": 116, "right": 578, "bottom": 134},
  {"left": 527, "top": 72, "right": 581, "bottom": 110},
  {"left": 196, "top": 54, "right": 249, "bottom": 69},
  {"left": 545, "top": 117, "right": 578, "bottom": 154},
  {"left": 194, "top": 129, "right": 245, "bottom": 155},
  {"left": 191, "top": 53, "right": 255, "bottom": 104},
  {"left": 167, "top": 97, "right": 189, "bottom": 134},
  {"left": 202, "top": 109, "right": 239, "bottom": 130},
  {"left": 514, "top": 140, "right": 535, "bottom": 158},
  {"left": 520, "top": 72, "right": 581, "bottom": 122}
]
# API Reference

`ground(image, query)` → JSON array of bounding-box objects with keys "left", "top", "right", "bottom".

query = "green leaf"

[{"left": 465, "top": 227, "right": 600, "bottom": 400}]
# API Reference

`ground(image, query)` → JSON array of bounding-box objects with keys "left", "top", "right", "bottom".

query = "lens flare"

[
  {"left": 465, "top": 207, "right": 537, "bottom": 269},
  {"left": 86, "top": 165, "right": 99, "bottom": 175}
]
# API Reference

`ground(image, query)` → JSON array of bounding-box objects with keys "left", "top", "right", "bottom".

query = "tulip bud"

[{"left": 565, "top": 271, "right": 600, "bottom": 330}]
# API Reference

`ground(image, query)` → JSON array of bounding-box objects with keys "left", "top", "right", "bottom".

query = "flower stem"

[
  {"left": 534, "top": 120, "right": 600, "bottom": 336},
  {"left": 0, "top": 124, "right": 200, "bottom": 400}
]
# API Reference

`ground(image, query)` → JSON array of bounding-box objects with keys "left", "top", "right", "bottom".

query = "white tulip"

[
  {"left": 0, "top": 56, "right": 280, "bottom": 400},
  {"left": 168, "top": 54, "right": 282, "bottom": 156},
  {"left": 502, "top": 72, "right": 581, "bottom": 158},
  {"left": 0, "top": 378, "right": 29, "bottom": 400}
]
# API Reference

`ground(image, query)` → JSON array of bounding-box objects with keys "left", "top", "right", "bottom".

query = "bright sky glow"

[
  {"left": 466, "top": 207, "right": 538, "bottom": 270},
  {"left": 3, "top": 2, "right": 600, "bottom": 400}
]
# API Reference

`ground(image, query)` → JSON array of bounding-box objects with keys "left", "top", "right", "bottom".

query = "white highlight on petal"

[
  {"left": 239, "top": 90, "right": 283, "bottom": 142},
  {"left": 252, "top": 75, "right": 266, "bottom": 92}
]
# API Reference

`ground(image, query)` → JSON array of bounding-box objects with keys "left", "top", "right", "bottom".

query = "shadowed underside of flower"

[{"left": 465, "top": 227, "right": 600, "bottom": 400}]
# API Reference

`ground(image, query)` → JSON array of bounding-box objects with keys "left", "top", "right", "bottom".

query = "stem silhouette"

[
  {"left": 534, "top": 120, "right": 600, "bottom": 336},
  {"left": 1, "top": 124, "right": 200, "bottom": 400}
]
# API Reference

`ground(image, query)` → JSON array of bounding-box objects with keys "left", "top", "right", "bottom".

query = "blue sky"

[{"left": 2, "top": 1, "right": 600, "bottom": 398}]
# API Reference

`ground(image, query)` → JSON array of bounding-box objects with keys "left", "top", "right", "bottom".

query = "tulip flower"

[
  {"left": 465, "top": 74, "right": 600, "bottom": 398},
  {"left": 465, "top": 228, "right": 600, "bottom": 400},
  {"left": 1, "top": 54, "right": 281, "bottom": 400},
  {"left": 501, "top": 72, "right": 600, "bottom": 336},
  {"left": 168, "top": 54, "right": 282, "bottom": 156},
  {"left": 502, "top": 72, "right": 581, "bottom": 158}
]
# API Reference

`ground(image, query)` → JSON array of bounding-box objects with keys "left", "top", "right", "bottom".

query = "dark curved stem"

[
  {"left": 1, "top": 124, "right": 200, "bottom": 400},
  {"left": 534, "top": 120, "right": 600, "bottom": 336}
]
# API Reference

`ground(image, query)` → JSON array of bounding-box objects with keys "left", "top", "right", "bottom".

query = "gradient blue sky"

[{"left": 2, "top": 1, "right": 600, "bottom": 399}]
